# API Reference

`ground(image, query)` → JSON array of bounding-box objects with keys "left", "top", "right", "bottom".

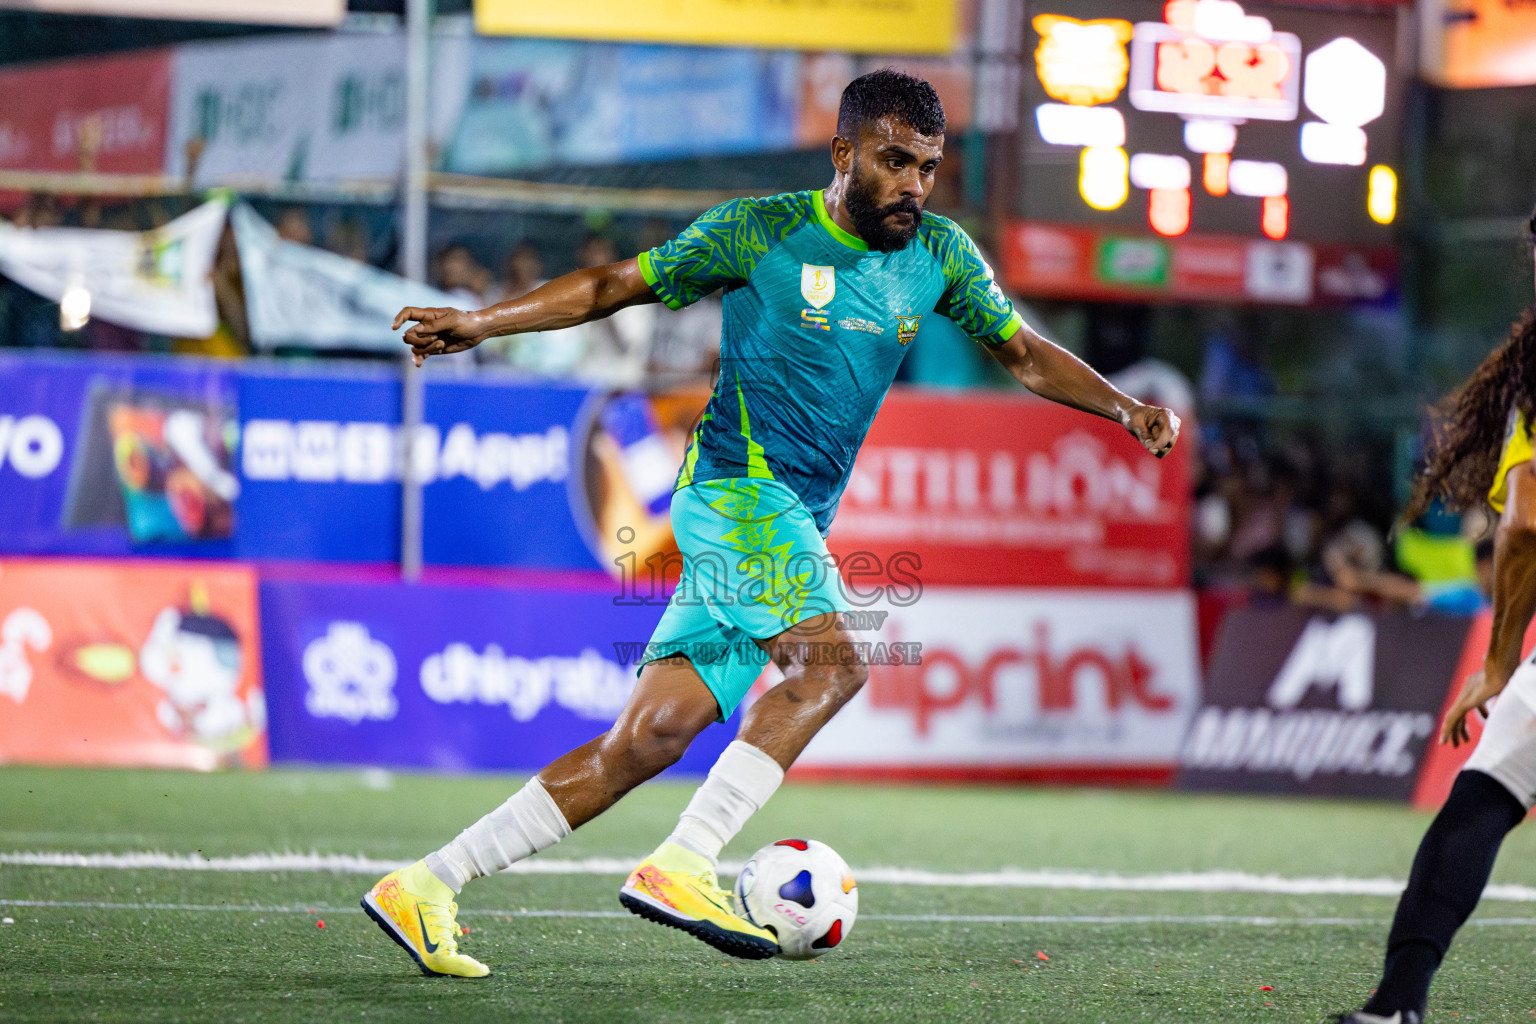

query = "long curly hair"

[{"left": 1405, "top": 211, "right": 1536, "bottom": 520}]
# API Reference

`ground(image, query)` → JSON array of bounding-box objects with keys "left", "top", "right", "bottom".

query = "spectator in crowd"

[
  {"left": 275, "top": 207, "right": 313, "bottom": 246},
  {"left": 497, "top": 235, "right": 657, "bottom": 387},
  {"left": 1200, "top": 312, "right": 1276, "bottom": 407},
  {"left": 433, "top": 243, "right": 494, "bottom": 309},
  {"left": 477, "top": 241, "right": 549, "bottom": 366},
  {"left": 646, "top": 295, "right": 722, "bottom": 387},
  {"left": 323, "top": 216, "right": 371, "bottom": 264},
  {"left": 494, "top": 241, "right": 546, "bottom": 304},
  {"left": 569, "top": 234, "right": 655, "bottom": 388}
]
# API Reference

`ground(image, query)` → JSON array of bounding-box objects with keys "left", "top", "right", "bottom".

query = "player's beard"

[{"left": 844, "top": 168, "right": 923, "bottom": 252}]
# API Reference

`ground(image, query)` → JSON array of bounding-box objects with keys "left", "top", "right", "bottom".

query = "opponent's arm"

[
  {"left": 393, "top": 258, "right": 659, "bottom": 366},
  {"left": 1445, "top": 460, "right": 1536, "bottom": 744},
  {"left": 987, "top": 324, "right": 1181, "bottom": 459}
]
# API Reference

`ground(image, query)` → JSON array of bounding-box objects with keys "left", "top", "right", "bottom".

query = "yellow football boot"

[
  {"left": 361, "top": 861, "right": 490, "bottom": 978},
  {"left": 619, "top": 841, "right": 779, "bottom": 960}
]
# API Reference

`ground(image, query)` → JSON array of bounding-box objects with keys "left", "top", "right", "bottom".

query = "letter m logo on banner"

[{"left": 1265, "top": 614, "right": 1376, "bottom": 711}]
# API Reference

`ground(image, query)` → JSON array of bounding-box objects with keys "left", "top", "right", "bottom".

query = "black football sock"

[{"left": 1363, "top": 770, "right": 1525, "bottom": 1017}]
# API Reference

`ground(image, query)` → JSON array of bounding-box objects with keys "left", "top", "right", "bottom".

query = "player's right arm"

[
  {"left": 396, "top": 197, "right": 768, "bottom": 366},
  {"left": 394, "top": 259, "right": 658, "bottom": 367},
  {"left": 1444, "top": 458, "right": 1536, "bottom": 745}
]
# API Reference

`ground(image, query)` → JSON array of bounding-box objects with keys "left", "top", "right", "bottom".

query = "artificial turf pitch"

[{"left": 5, "top": 766, "right": 1536, "bottom": 1023}]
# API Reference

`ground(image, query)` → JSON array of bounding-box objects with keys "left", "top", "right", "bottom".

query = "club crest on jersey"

[
  {"left": 895, "top": 314, "right": 923, "bottom": 345},
  {"left": 801, "top": 264, "right": 835, "bottom": 309}
]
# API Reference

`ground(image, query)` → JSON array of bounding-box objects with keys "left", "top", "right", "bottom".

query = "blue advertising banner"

[
  {"left": 0, "top": 351, "right": 240, "bottom": 559},
  {"left": 236, "top": 361, "right": 401, "bottom": 563},
  {"left": 260, "top": 576, "right": 739, "bottom": 773},
  {"left": 444, "top": 39, "right": 798, "bottom": 175},
  {"left": 0, "top": 353, "right": 630, "bottom": 572},
  {"left": 238, "top": 364, "right": 597, "bottom": 568}
]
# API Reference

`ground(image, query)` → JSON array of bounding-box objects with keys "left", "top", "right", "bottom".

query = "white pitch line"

[
  {"left": 8, "top": 850, "right": 1536, "bottom": 903},
  {"left": 3, "top": 899, "right": 1536, "bottom": 928}
]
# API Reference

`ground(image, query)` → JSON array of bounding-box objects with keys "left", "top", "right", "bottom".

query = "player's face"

[{"left": 842, "top": 117, "right": 944, "bottom": 252}]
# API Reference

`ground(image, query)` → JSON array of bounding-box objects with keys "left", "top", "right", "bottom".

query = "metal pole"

[{"left": 399, "top": 0, "right": 433, "bottom": 582}]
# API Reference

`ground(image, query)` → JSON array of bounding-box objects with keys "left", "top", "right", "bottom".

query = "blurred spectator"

[
  {"left": 647, "top": 295, "right": 722, "bottom": 387},
  {"left": 1393, "top": 504, "right": 1486, "bottom": 614},
  {"left": 1246, "top": 544, "right": 1295, "bottom": 607},
  {"left": 570, "top": 235, "right": 655, "bottom": 388},
  {"left": 477, "top": 242, "right": 548, "bottom": 365},
  {"left": 503, "top": 235, "right": 656, "bottom": 386},
  {"left": 323, "top": 216, "right": 371, "bottom": 264},
  {"left": 1200, "top": 313, "right": 1275, "bottom": 406},
  {"left": 494, "top": 241, "right": 546, "bottom": 303},
  {"left": 275, "top": 207, "right": 313, "bottom": 246},
  {"left": 13, "top": 193, "right": 62, "bottom": 229},
  {"left": 433, "top": 243, "right": 494, "bottom": 309}
]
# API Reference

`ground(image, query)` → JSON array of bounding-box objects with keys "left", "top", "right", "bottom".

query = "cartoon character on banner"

[{"left": 62, "top": 581, "right": 264, "bottom": 763}]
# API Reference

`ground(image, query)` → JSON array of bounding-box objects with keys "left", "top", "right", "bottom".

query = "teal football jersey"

[{"left": 638, "top": 189, "right": 1024, "bottom": 535}]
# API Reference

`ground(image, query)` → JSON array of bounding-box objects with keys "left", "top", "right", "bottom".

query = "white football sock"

[
  {"left": 666, "top": 740, "right": 784, "bottom": 863},
  {"left": 425, "top": 777, "right": 571, "bottom": 893}
]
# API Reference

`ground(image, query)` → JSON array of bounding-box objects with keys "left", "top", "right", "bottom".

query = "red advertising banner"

[
  {"left": 789, "top": 588, "right": 1201, "bottom": 783},
  {"left": 1412, "top": 612, "right": 1536, "bottom": 810},
  {"left": 1001, "top": 221, "right": 1398, "bottom": 308},
  {"left": 0, "top": 558, "right": 266, "bottom": 770},
  {"left": 0, "top": 50, "right": 172, "bottom": 174},
  {"left": 827, "top": 390, "right": 1190, "bottom": 588}
]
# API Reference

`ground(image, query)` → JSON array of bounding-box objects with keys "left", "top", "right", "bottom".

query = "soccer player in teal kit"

[{"left": 364, "top": 69, "right": 1181, "bottom": 976}]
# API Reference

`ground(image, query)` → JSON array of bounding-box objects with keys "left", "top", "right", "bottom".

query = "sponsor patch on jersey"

[
  {"left": 800, "top": 264, "right": 835, "bottom": 309},
  {"left": 895, "top": 314, "right": 923, "bottom": 345},
  {"left": 838, "top": 317, "right": 884, "bottom": 335}
]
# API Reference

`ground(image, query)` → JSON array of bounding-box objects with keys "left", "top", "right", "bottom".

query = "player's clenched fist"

[
  {"left": 1125, "top": 404, "right": 1180, "bottom": 459},
  {"left": 393, "top": 306, "right": 487, "bottom": 366}
]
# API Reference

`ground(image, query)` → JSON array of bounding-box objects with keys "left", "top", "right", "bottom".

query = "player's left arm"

[
  {"left": 929, "top": 220, "right": 1178, "bottom": 459},
  {"left": 1444, "top": 458, "right": 1536, "bottom": 745},
  {"left": 988, "top": 326, "right": 1180, "bottom": 459}
]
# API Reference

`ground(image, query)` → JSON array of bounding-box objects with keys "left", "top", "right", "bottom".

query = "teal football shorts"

[{"left": 640, "top": 477, "right": 853, "bottom": 721}]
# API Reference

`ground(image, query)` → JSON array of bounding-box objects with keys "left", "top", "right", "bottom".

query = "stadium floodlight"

[
  {"left": 1036, "top": 104, "right": 1127, "bottom": 147},
  {"left": 1183, "top": 119, "right": 1238, "bottom": 154},
  {"left": 1079, "top": 145, "right": 1130, "bottom": 209},
  {"left": 1303, "top": 37, "right": 1386, "bottom": 128},
  {"left": 1368, "top": 165, "right": 1397, "bottom": 224},
  {"left": 1130, "top": 153, "right": 1192, "bottom": 191},
  {"left": 59, "top": 277, "right": 90, "bottom": 331},
  {"left": 1300, "top": 122, "right": 1368, "bottom": 166},
  {"left": 1228, "top": 159, "right": 1287, "bottom": 197}
]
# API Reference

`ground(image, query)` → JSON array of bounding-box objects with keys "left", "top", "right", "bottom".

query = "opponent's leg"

[
  {"left": 1342, "top": 674, "right": 1536, "bottom": 1022},
  {"left": 364, "top": 657, "right": 721, "bottom": 976},
  {"left": 624, "top": 613, "right": 866, "bottom": 956}
]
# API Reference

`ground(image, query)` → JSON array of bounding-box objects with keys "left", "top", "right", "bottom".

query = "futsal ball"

[{"left": 734, "top": 838, "right": 858, "bottom": 959}]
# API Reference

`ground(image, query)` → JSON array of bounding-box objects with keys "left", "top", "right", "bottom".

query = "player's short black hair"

[{"left": 836, "top": 68, "right": 945, "bottom": 141}]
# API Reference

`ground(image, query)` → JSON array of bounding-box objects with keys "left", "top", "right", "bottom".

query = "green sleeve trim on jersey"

[
  {"left": 921, "top": 215, "right": 1020, "bottom": 346},
  {"left": 811, "top": 189, "right": 868, "bottom": 252},
  {"left": 973, "top": 311, "right": 1025, "bottom": 348},
  {"left": 643, "top": 194, "right": 812, "bottom": 309},
  {"left": 636, "top": 251, "right": 683, "bottom": 311}
]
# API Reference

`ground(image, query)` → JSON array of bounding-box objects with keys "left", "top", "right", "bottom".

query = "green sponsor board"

[{"left": 1096, "top": 237, "right": 1169, "bottom": 287}]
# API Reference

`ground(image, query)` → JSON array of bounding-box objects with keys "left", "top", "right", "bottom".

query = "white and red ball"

[{"left": 733, "top": 838, "right": 858, "bottom": 960}]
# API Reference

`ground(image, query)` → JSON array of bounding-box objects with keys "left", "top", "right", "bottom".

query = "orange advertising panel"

[
  {"left": 1426, "top": 0, "right": 1536, "bottom": 88},
  {"left": 0, "top": 559, "right": 265, "bottom": 771},
  {"left": 1412, "top": 612, "right": 1536, "bottom": 809}
]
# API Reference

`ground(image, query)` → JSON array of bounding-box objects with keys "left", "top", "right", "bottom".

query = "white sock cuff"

[
  {"left": 426, "top": 777, "right": 572, "bottom": 892},
  {"left": 671, "top": 741, "right": 784, "bottom": 861},
  {"left": 521, "top": 777, "right": 574, "bottom": 845},
  {"left": 716, "top": 740, "right": 785, "bottom": 796}
]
